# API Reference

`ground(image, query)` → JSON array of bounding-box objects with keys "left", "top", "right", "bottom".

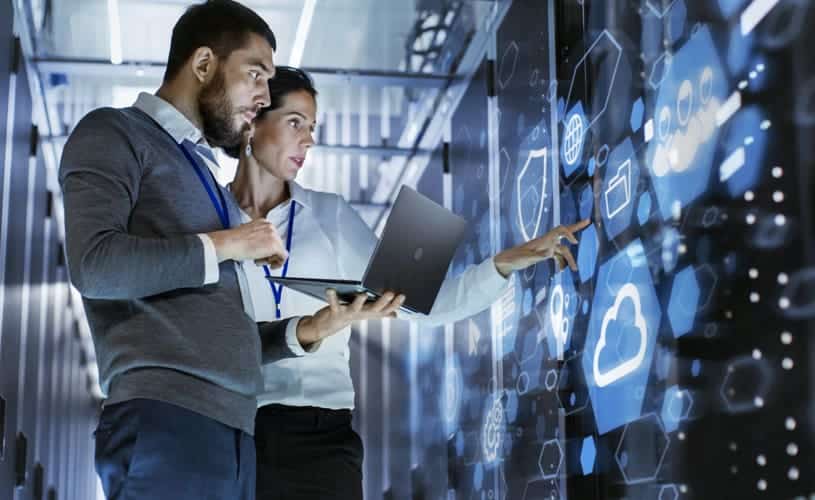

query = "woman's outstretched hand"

[{"left": 493, "top": 219, "right": 591, "bottom": 278}]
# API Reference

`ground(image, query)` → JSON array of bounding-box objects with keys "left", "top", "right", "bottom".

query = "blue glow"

[
  {"left": 722, "top": 106, "right": 769, "bottom": 197},
  {"left": 667, "top": 266, "right": 700, "bottom": 337},
  {"left": 637, "top": 192, "right": 652, "bottom": 226},
  {"left": 579, "top": 185, "right": 593, "bottom": 220},
  {"left": 630, "top": 98, "right": 645, "bottom": 132},
  {"left": 543, "top": 268, "right": 579, "bottom": 359},
  {"left": 561, "top": 102, "right": 588, "bottom": 176},
  {"left": 647, "top": 26, "right": 728, "bottom": 220},
  {"left": 577, "top": 224, "right": 599, "bottom": 283},
  {"left": 582, "top": 239, "right": 662, "bottom": 434},
  {"left": 580, "top": 437, "right": 596, "bottom": 475},
  {"left": 600, "top": 138, "right": 641, "bottom": 241},
  {"left": 666, "top": 0, "right": 687, "bottom": 45},
  {"left": 660, "top": 386, "right": 692, "bottom": 433}
]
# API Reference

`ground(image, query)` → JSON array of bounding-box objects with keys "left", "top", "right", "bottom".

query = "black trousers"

[
  {"left": 255, "top": 404, "right": 364, "bottom": 500},
  {"left": 95, "top": 399, "right": 256, "bottom": 500}
]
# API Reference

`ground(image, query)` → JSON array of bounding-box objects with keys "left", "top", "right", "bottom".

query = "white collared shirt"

[
  {"left": 132, "top": 92, "right": 305, "bottom": 353},
  {"left": 238, "top": 181, "right": 510, "bottom": 409}
]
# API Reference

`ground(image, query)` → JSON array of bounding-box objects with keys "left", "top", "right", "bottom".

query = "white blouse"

[{"left": 238, "top": 181, "right": 509, "bottom": 410}]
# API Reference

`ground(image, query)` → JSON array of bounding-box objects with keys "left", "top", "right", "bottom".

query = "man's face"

[{"left": 199, "top": 32, "right": 275, "bottom": 148}]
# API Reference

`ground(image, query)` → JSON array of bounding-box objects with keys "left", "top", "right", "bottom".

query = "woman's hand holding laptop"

[{"left": 295, "top": 289, "right": 405, "bottom": 348}]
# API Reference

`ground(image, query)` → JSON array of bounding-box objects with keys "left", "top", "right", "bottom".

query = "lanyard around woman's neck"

[{"left": 263, "top": 200, "right": 297, "bottom": 319}]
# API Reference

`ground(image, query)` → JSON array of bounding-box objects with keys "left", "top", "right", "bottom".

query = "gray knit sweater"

[{"left": 59, "top": 106, "right": 294, "bottom": 435}]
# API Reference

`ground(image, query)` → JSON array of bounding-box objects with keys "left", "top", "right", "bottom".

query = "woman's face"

[{"left": 251, "top": 89, "right": 317, "bottom": 181}]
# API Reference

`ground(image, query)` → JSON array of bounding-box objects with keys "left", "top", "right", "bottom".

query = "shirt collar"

[
  {"left": 133, "top": 92, "right": 206, "bottom": 145},
  {"left": 287, "top": 181, "right": 310, "bottom": 209}
]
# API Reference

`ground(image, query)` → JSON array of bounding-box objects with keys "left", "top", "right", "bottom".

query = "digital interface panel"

[{"left": 356, "top": 2, "right": 815, "bottom": 499}]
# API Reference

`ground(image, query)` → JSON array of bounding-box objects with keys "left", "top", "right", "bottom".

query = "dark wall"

[{"left": 352, "top": 0, "right": 815, "bottom": 499}]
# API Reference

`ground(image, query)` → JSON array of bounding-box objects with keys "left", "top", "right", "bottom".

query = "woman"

[{"left": 227, "top": 66, "right": 587, "bottom": 499}]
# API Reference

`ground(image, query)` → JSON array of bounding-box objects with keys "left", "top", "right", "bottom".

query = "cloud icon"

[{"left": 593, "top": 283, "right": 648, "bottom": 387}]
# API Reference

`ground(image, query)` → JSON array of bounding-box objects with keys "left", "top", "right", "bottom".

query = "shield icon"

[{"left": 516, "top": 147, "right": 549, "bottom": 241}]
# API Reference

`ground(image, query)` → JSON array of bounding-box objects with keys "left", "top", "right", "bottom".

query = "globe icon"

[{"left": 563, "top": 113, "right": 585, "bottom": 165}]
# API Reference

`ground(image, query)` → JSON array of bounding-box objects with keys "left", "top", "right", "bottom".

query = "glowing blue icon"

[
  {"left": 605, "top": 159, "right": 633, "bottom": 219},
  {"left": 601, "top": 138, "right": 641, "bottom": 240},
  {"left": 582, "top": 239, "right": 661, "bottom": 434},
  {"left": 542, "top": 268, "right": 579, "bottom": 359},
  {"left": 647, "top": 26, "right": 728, "bottom": 220},
  {"left": 482, "top": 392, "right": 505, "bottom": 463},
  {"left": 561, "top": 102, "right": 587, "bottom": 176},
  {"left": 516, "top": 148, "right": 549, "bottom": 241}
]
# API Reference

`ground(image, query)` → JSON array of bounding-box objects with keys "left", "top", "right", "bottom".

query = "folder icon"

[{"left": 604, "top": 159, "right": 632, "bottom": 219}]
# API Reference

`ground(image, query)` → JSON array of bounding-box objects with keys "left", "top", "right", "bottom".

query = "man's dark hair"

[
  {"left": 223, "top": 66, "right": 318, "bottom": 158},
  {"left": 164, "top": 0, "right": 277, "bottom": 82}
]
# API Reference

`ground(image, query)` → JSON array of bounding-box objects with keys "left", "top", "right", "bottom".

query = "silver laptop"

[{"left": 267, "top": 186, "right": 467, "bottom": 315}]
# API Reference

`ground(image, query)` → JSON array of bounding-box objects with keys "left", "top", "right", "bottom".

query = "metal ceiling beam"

[
  {"left": 33, "top": 57, "right": 450, "bottom": 88},
  {"left": 42, "top": 134, "right": 420, "bottom": 157}
]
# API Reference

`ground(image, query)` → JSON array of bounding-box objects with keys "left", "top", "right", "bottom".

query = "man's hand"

[
  {"left": 207, "top": 219, "right": 288, "bottom": 268},
  {"left": 493, "top": 219, "right": 590, "bottom": 277},
  {"left": 296, "top": 289, "right": 406, "bottom": 348}
]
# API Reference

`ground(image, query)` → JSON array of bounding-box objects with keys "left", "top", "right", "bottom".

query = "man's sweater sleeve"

[{"left": 59, "top": 108, "right": 209, "bottom": 300}]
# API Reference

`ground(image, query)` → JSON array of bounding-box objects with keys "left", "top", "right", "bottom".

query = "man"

[{"left": 59, "top": 2, "right": 401, "bottom": 499}]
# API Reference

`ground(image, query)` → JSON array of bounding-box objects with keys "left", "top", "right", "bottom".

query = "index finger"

[{"left": 567, "top": 219, "right": 590, "bottom": 234}]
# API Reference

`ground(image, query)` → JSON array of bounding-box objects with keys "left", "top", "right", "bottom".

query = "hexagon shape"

[
  {"left": 646, "top": 26, "right": 728, "bottom": 220},
  {"left": 499, "top": 41, "right": 519, "bottom": 89},
  {"left": 579, "top": 185, "right": 593, "bottom": 220},
  {"left": 648, "top": 52, "right": 672, "bottom": 90},
  {"left": 516, "top": 145, "right": 549, "bottom": 242},
  {"left": 630, "top": 98, "right": 645, "bottom": 132},
  {"left": 659, "top": 484, "right": 679, "bottom": 500},
  {"left": 694, "top": 263, "right": 718, "bottom": 310},
  {"left": 600, "top": 138, "right": 642, "bottom": 241},
  {"left": 577, "top": 224, "right": 599, "bottom": 284},
  {"left": 580, "top": 437, "right": 596, "bottom": 475},
  {"left": 582, "top": 239, "right": 662, "bottom": 434},
  {"left": 542, "top": 268, "right": 579, "bottom": 359},
  {"left": 523, "top": 478, "right": 559, "bottom": 500},
  {"left": 646, "top": 0, "right": 679, "bottom": 17},
  {"left": 667, "top": 266, "right": 700, "bottom": 337},
  {"left": 666, "top": 0, "right": 687, "bottom": 44},
  {"left": 564, "top": 30, "right": 622, "bottom": 130},
  {"left": 614, "top": 413, "right": 670, "bottom": 484},
  {"left": 538, "top": 439, "right": 563, "bottom": 479},
  {"left": 556, "top": 355, "right": 590, "bottom": 415},
  {"left": 561, "top": 102, "right": 587, "bottom": 176},
  {"left": 637, "top": 192, "right": 652, "bottom": 226},
  {"left": 660, "top": 385, "right": 693, "bottom": 432},
  {"left": 720, "top": 356, "right": 771, "bottom": 414}
]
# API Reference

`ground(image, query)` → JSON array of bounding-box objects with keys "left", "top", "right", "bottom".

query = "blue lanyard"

[
  {"left": 141, "top": 108, "right": 230, "bottom": 229},
  {"left": 176, "top": 142, "right": 231, "bottom": 229},
  {"left": 263, "top": 201, "right": 296, "bottom": 318}
]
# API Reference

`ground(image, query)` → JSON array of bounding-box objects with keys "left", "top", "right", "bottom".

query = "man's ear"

[{"left": 190, "top": 46, "right": 217, "bottom": 84}]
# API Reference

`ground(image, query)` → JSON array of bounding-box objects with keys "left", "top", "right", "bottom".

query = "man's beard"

[{"left": 198, "top": 69, "right": 247, "bottom": 148}]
